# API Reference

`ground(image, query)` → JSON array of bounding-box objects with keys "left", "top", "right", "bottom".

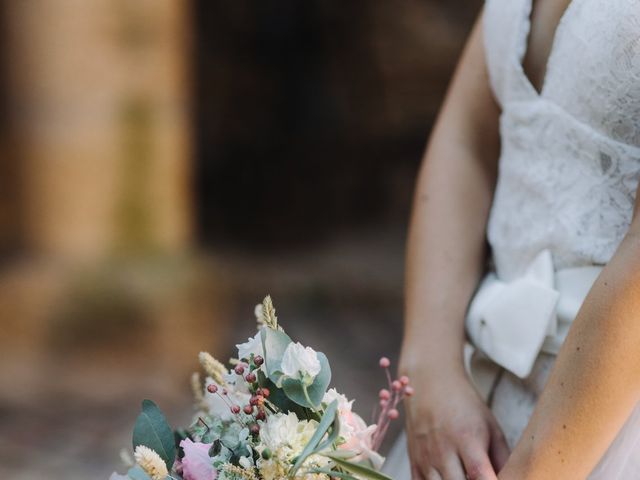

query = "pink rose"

[
  {"left": 339, "top": 411, "right": 385, "bottom": 470},
  {"left": 180, "top": 439, "right": 217, "bottom": 480}
]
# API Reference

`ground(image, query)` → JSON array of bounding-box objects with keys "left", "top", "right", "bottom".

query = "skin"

[
  {"left": 401, "top": 0, "right": 640, "bottom": 479},
  {"left": 400, "top": 12, "right": 505, "bottom": 480}
]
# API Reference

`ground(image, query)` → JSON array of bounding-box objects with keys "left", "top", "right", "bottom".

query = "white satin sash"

[{"left": 463, "top": 249, "right": 602, "bottom": 400}]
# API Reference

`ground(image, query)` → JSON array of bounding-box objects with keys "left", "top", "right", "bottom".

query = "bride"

[{"left": 384, "top": 0, "right": 640, "bottom": 478}]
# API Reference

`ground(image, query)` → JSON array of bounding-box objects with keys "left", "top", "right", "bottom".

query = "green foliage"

[
  {"left": 261, "top": 327, "right": 292, "bottom": 385},
  {"left": 324, "top": 452, "right": 393, "bottom": 480},
  {"left": 132, "top": 400, "right": 176, "bottom": 470},
  {"left": 289, "top": 400, "right": 339, "bottom": 477},
  {"left": 308, "top": 468, "right": 359, "bottom": 480},
  {"left": 126, "top": 465, "right": 152, "bottom": 480},
  {"left": 281, "top": 353, "right": 331, "bottom": 408}
]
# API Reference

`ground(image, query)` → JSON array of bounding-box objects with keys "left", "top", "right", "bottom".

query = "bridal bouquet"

[{"left": 110, "top": 296, "right": 412, "bottom": 480}]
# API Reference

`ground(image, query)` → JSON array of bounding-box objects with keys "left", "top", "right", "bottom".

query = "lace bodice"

[{"left": 483, "top": 0, "right": 640, "bottom": 280}]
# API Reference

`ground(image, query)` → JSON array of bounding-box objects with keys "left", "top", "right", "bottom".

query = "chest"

[
  {"left": 522, "top": 0, "right": 574, "bottom": 93},
  {"left": 484, "top": 0, "right": 640, "bottom": 146}
]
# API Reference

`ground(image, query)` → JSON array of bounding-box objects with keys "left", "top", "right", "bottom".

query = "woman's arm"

[
  {"left": 499, "top": 196, "right": 640, "bottom": 479},
  {"left": 400, "top": 12, "right": 509, "bottom": 479}
]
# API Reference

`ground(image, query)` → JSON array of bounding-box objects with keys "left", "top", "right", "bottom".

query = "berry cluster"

[
  {"left": 371, "top": 357, "right": 413, "bottom": 451},
  {"left": 207, "top": 354, "right": 271, "bottom": 436}
]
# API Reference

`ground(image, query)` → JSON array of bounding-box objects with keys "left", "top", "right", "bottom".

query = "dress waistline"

[{"left": 463, "top": 248, "right": 602, "bottom": 400}]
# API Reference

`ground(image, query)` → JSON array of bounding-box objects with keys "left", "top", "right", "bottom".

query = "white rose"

[
  {"left": 322, "top": 388, "right": 353, "bottom": 412},
  {"left": 236, "top": 332, "right": 264, "bottom": 362},
  {"left": 322, "top": 388, "right": 357, "bottom": 441},
  {"left": 281, "top": 342, "right": 321, "bottom": 384}
]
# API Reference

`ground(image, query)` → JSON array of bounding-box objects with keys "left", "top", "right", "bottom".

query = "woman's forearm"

[
  {"left": 401, "top": 17, "right": 500, "bottom": 379},
  {"left": 499, "top": 224, "right": 640, "bottom": 479},
  {"left": 402, "top": 139, "right": 496, "bottom": 376}
]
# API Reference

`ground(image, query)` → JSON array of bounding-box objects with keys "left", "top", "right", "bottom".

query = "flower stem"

[{"left": 302, "top": 384, "right": 317, "bottom": 412}]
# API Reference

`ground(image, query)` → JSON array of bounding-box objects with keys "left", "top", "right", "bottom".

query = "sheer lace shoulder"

[{"left": 482, "top": 0, "right": 640, "bottom": 280}]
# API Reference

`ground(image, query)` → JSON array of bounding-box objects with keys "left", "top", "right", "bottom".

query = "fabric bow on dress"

[{"left": 464, "top": 249, "right": 602, "bottom": 399}]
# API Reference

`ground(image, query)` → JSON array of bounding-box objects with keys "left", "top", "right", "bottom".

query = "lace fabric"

[
  {"left": 485, "top": 1, "right": 640, "bottom": 476},
  {"left": 483, "top": 0, "right": 640, "bottom": 281}
]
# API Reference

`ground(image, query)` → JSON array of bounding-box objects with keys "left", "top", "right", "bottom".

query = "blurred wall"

[
  {"left": 0, "top": 2, "right": 483, "bottom": 477},
  {"left": 195, "top": 0, "right": 481, "bottom": 246}
]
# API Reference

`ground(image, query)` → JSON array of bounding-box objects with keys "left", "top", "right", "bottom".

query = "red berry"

[
  {"left": 379, "top": 357, "right": 391, "bottom": 368},
  {"left": 250, "top": 424, "right": 260, "bottom": 435},
  {"left": 388, "top": 409, "right": 400, "bottom": 420},
  {"left": 404, "top": 386, "right": 415, "bottom": 396},
  {"left": 234, "top": 364, "right": 245, "bottom": 375},
  {"left": 254, "top": 355, "right": 264, "bottom": 366},
  {"left": 399, "top": 375, "right": 410, "bottom": 386},
  {"left": 261, "top": 388, "right": 270, "bottom": 398},
  {"left": 245, "top": 372, "right": 257, "bottom": 383},
  {"left": 243, "top": 405, "right": 254, "bottom": 414},
  {"left": 256, "top": 409, "right": 266, "bottom": 421},
  {"left": 379, "top": 399, "right": 388, "bottom": 408},
  {"left": 391, "top": 380, "right": 402, "bottom": 392},
  {"left": 378, "top": 388, "right": 391, "bottom": 400},
  {"left": 231, "top": 405, "right": 241, "bottom": 414},
  {"left": 207, "top": 384, "right": 218, "bottom": 394}
]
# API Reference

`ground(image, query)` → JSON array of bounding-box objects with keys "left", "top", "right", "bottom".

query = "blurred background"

[{"left": 0, "top": 1, "right": 481, "bottom": 478}]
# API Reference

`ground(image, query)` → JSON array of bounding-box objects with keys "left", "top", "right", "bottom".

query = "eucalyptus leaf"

[
  {"left": 314, "top": 407, "right": 340, "bottom": 453},
  {"left": 260, "top": 328, "right": 292, "bottom": 384},
  {"left": 308, "top": 468, "right": 359, "bottom": 480},
  {"left": 282, "top": 352, "right": 331, "bottom": 408},
  {"left": 324, "top": 449, "right": 359, "bottom": 460},
  {"left": 324, "top": 453, "right": 393, "bottom": 480},
  {"left": 132, "top": 400, "right": 176, "bottom": 470},
  {"left": 126, "top": 465, "right": 152, "bottom": 480},
  {"left": 289, "top": 400, "right": 338, "bottom": 477}
]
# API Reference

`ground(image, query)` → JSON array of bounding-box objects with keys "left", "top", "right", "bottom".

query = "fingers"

[
  {"left": 411, "top": 437, "right": 466, "bottom": 480},
  {"left": 412, "top": 464, "right": 426, "bottom": 480},
  {"left": 438, "top": 455, "right": 466, "bottom": 479},
  {"left": 459, "top": 444, "right": 498, "bottom": 480},
  {"left": 425, "top": 467, "right": 443, "bottom": 480},
  {"left": 488, "top": 420, "right": 511, "bottom": 472}
]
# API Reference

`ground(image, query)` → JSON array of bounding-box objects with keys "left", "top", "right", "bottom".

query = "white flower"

[
  {"left": 257, "top": 412, "right": 330, "bottom": 480},
  {"left": 239, "top": 455, "right": 254, "bottom": 469},
  {"left": 281, "top": 342, "right": 321, "bottom": 384},
  {"left": 134, "top": 445, "right": 169, "bottom": 480},
  {"left": 236, "top": 332, "right": 264, "bottom": 362},
  {"left": 322, "top": 389, "right": 384, "bottom": 468},
  {"left": 339, "top": 414, "right": 385, "bottom": 470},
  {"left": 322, "top": 388, "right": 356, "bottom": 440},
  {"left": 323, "top": 388, "right": 353, "bottom": 413}
]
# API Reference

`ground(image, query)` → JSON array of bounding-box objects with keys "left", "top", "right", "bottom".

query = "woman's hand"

[{"left": 403, "top": 365, "right": 510, "bottom": 480}]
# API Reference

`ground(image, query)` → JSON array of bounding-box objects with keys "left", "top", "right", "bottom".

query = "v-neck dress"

[{"left": 383, "top": 1, "right": 640, "bottom": 478}]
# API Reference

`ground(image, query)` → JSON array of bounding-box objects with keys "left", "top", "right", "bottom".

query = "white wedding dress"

[{"left": 384, "top": 0, "right": 640, "bottom": 477}]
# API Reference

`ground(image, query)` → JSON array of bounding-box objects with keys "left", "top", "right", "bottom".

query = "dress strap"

[{"left": 483, "top": 0, "right": 539, "bottom": 105}]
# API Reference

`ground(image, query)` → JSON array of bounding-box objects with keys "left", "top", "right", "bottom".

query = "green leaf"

[
  {"left": 282, "top": 352, "right": 331, "bottom": 408},
  {"left": 289, "top": 400, "right": 338, "bottom": 477},
  {"left": 324, "top": 449, "right": 359, "bottom": 460},
  {"left": 132, "top": 400, "right": 176, "bottom": 470},
  {"left": 261, "top": 328, "right": 292, "bottom": 385},
  {"left": 314, "top": 406, "right": 340, "bottom": 453},
  {"left": 308, "top": 468, "right": 359, "bottom": 480},
  {"left": 324, "top": 453, "right": 393, "bottom": 480},
  {"left": 127, "top": 465, "right": 152, "bottom": 480}
]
